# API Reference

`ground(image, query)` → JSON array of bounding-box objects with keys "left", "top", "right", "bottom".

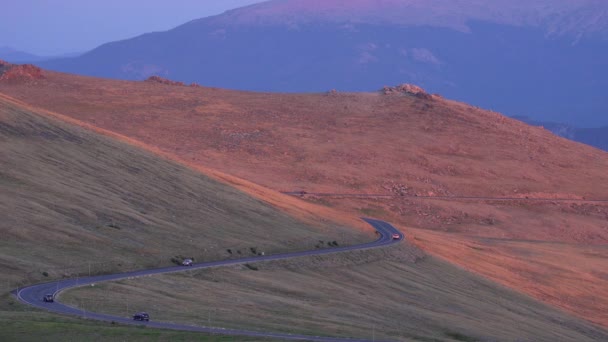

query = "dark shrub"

[{"left": 244, "top": 264, "right": 259, "bottom": 271}]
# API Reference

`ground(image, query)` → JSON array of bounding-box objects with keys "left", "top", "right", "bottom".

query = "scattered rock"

[
  {"left": 382, "top": 181, "right": 411, "bottom": 196},
  {"left": 145, "top": 75, "right": 185, "bottom": 86},
  {"left": 381, "top": 84, "right": 433, "bottom": 99}
]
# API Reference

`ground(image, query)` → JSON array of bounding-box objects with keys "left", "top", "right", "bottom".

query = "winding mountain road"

[{"left": 14, "top": 218, "right": 402, "bottom": 342}]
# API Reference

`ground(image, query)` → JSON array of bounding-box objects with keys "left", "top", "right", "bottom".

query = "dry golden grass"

[
  {"left": 2, "top": 71, "right": 607, "bottom": 200},
  {"left": 2, "top": 70, "right": 608, "bottom": 329},
  {"left": 313, "top": 195, "right": 608, "bottom": 327},
  {"left": 410, "top": 227, "right": 608, "bottom": 327}
]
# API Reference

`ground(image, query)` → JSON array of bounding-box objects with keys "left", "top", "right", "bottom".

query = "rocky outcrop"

[
  {"left": 145, "top": 75, "right": 185, "bottom": 86},
  {"left": 381, "top": 84, "right": 433, "bottom": 99},
  {"left": 0, "top": 63, "right": 44, "bottom": 83},
  {"left": 145, "top": 76, "right": 203, "bottom": 88}
]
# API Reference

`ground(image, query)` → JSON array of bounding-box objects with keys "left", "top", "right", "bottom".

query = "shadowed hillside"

[
  {"left": 0, "top": 94, "right": 370, "bottom": 288},
  {"left": 64, "top": 248, "right": 608, "bottom": 341}
]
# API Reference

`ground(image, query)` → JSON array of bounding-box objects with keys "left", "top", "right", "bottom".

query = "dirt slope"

[{"left": 1, "top": 70, "right": 607, "bottom": 327}]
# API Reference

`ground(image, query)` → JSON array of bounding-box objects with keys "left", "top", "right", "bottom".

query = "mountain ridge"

[
  {"left": 202, "top": 0, "right": 608, "bottom": 38},
  {"left": 40, "top": 0, "right": 608, "bottom": 126},
  {"left": 0, "top": 46, "right": 47, "bottom": 63},
  {"left": 514, "top": 116, "right": 608, "bottom": 151}
]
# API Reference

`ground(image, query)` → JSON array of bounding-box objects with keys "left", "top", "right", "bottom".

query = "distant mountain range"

[
  {"left": 40, "top": 0, "right": 608, "bottom": 126},
  {"left": 0, "top": 47, "right": 48, "bottom": 63},
  {"left": 514, "top": 116, "right": 608, "bottom": 152},
  {"left": 0, "top": 46, "right": 81, "bottom": 64}
]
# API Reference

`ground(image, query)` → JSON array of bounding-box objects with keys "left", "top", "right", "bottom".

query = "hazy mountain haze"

[
  {"left": 0, "top": 46, "right": 46, "bottom": 63},
  {"left": 40, "top": 0, "right": 608, "bottom": 127},
  {"left": 211, "top": 0, "right": 608, "bottom": 36},
  {"left": 0, "top": 0, "right": 265, "bottom": 55}
]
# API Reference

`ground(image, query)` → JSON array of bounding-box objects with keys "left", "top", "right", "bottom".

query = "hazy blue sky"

[{"left": 0, "top": 0, "right": 266, "bottom": 56}]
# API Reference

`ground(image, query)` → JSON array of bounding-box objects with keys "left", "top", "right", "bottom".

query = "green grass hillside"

[
  {"left": 63, "top": 247, "right": 608, "bottom": 342},
  {"left": 0, "top": 95, "right": 368, "bottom": 288}
]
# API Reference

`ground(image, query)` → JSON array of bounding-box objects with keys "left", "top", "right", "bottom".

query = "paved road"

[
  {"left": 14, "top": 218, "right": 402, "bottom": 342},
  {"left": 282, "top": 191, "right": 608, "bottom": 203}
]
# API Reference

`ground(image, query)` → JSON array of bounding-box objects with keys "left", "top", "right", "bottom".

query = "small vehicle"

[
  {"left": 43, "top": 294, "right": 54, "bottom": 303},
  {"left": 392, "top": 233, "right": 401, "bottom": 240},
  {"left": 181, "top": 258, "right": 193, "bottom": 266},
  {"left": 133, "top": 312, "right": 150, "bottom": 321}
]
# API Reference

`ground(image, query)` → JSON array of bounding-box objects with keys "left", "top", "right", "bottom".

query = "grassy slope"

[
  {"left": 0, "top": 94, "right": 370, "bottom": 287},
  {"left": 5, "top": 90, "right": 597, "bottom": 341},
  {"left": 1, "top": 71, "right": 607, "bottom": 327},
  {"left": 62, "top": 247, "right": 608, "bottom": 342},
  {"left": 0, "top": 94, "right": 373, "bottom": 339},
  {"left": 0, "top": 298, "right": 265, "bottom": 342},
  {"left": 2, "top": 72, "right": 607, "bottom": 199},
  {"left": 0, "top": 97, "right": 603, "bottom": 342},
  {"left": 318, "top": 195, "right": 608, "bottom": 326}
]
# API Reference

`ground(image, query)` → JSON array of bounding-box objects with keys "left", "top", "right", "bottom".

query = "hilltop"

[
  {"left": 2, "top": 70, "right": 606, "bottom": 198},
  {"left": 1, "top": 68, "right": 607, "bottom": 327},
  {"left": 39, "top": 0, "right": 608, "bottom": 126}
]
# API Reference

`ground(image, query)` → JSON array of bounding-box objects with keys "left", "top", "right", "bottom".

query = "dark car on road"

[
  {"left": 43, "top": 294, "right": 54, "bottom": 303},
  {"left": 133, "top": 312, "right": 150, "bottom": 321}
]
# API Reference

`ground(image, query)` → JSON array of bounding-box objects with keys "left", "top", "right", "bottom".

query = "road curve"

[{"left": 14, "top": 218, "right": 402, "bottom": 342}]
